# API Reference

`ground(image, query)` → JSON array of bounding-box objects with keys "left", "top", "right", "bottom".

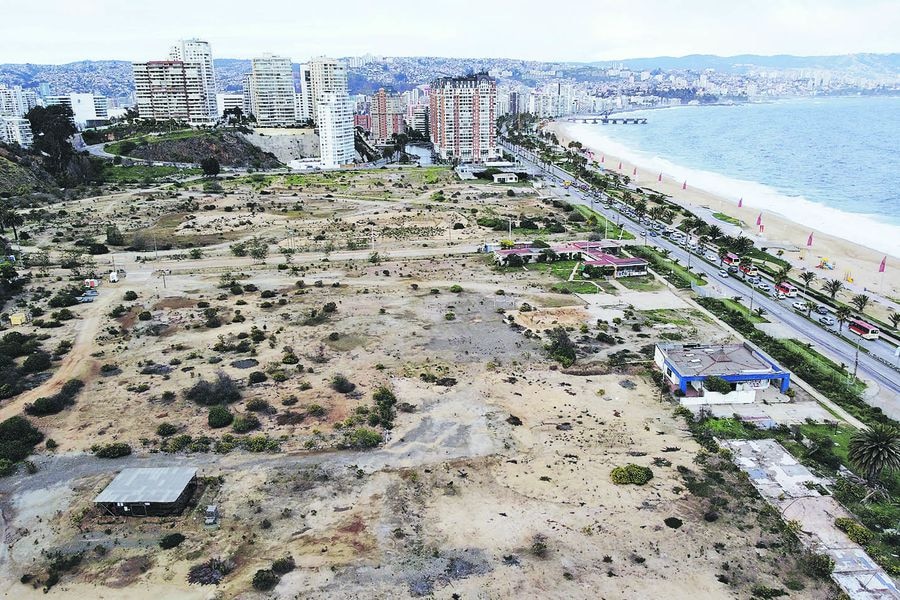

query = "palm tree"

[
  {"left": 634, "top": 200, "right": 647, "bottom": 220},
  {"left": 823, "top": 279, "right": 844, "bottom": 300},
  {"left": 718, "top": 247, "right": 729, "bottom": 266},
  {"left": 851, "top": 294, "right": 870, "bottom": 314},
  {"left": 732, "top": 235, "right": 754, "bottom": 255},
  {"left": 848, "top": 424, "right": 900, "bottom": 485},
  {"left": 799, "top": 271, "right": 816, "bottom": 292},
  {"left": 706, "top": 225, "right": 723, "bottom": 241},
  {"left": 775, "top": 266, "right": 792, "bottom": 285},
  {"left": 890, "top": 312, "right": 900, "bottom": 331},
  {"left": 836, "top": 305, "right": 853, "bottom": 331},
  {"left": 754, "top": 307, "right": 767, "bottom": 318},
  {"left": 803, "top": 300, "right": 817, "bottom": 318}
]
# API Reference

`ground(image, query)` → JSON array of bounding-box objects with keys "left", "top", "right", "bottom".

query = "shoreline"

[{"left": 547, "top": 120, "right": 900, "bottom": 307}]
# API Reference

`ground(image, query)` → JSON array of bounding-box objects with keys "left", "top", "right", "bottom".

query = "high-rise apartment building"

[
  {"left": 0, "top": 85, "right": 39, "bottom": 117},
  {"left": 246, "top": 54, "right": 298, "bottom": 127},
  {"left": 169, "top": 39, "right": 217, "bottom": 120},
  {"left": 216, "top": 93, "right": 247, "bottom": 117},
  {"left": 317, "top": 92, "right": 355, "bottom": 168},
  {"left": 429, "top": 73, "right": 499, "bottom": 163},
  {"left": 132, "top": 61, "right": 211, "bottom": 124},
  {"left": 308, "top": 57, "right": 348, "bottom": 123},
  {"left": 297, "top": 64, "right": 314, "bottom": 122},
  {"left": 369, "top": 88, "right": 404, "bottom": 144},
  {"left": 46, "top": 93, "right": 109, "bottom": 129},
  {"left": 0, "top": 117, "right": 33, "bottom": 148},
  {"left": 408, "top": 105, "right": 429, "bottom": 138}
]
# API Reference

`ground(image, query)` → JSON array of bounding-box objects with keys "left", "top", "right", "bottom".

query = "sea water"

[{"left": 564, "top": 96, "right": 900, "bottom": 257}]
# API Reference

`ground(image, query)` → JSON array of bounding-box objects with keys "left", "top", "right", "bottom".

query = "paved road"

[{"left": 504, "top": 141, "right": 900, "bottom": 419}]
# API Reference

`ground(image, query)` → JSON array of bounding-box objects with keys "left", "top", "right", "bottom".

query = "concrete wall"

[
  {"left": 680, "top": 388, "right": 756, "bottom": 406},
  {"left": 241, "top": 128, "right": 320, "bottom": 162}
]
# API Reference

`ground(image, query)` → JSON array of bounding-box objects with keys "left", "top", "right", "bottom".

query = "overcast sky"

[{"left": 4, "top": 0, "right": 899, "bottom": 64}]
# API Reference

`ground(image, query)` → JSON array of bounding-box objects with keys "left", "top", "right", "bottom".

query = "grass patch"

[
  {"left": 572, "top": 205, "right": 634, "bottom": 239},
  {"left": 719, "top": 298, "right": 768, "bottom": 323},
  {"left": 628, "top": 245, "right": 705, "bottom": 289},
  {"left": 712, "top": 212, "right": 744, "bottom": 227},
  {"left": 616, "top": 275, "right": 663, "bottom": 292},
  {"left": 102, "top": 164, "right": 201, "bottom": 183},
  {"left": 640, "top": 308, "right": 708, "bottom": 326},
  {"left": 549, "top": 281, "right": 598, "bottom": 294}
]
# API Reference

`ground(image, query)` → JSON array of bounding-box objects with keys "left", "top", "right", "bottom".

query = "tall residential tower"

[
  {"left": 429, "top": 73, "right": 499, "bottom": 163},
  {"left": 246, "top": 54, "right": 298, "bottom": 127}
]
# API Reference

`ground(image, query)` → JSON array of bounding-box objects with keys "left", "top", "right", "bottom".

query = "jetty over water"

[{"left": 566, "top": 115, "right": 648, "bottom": 124}]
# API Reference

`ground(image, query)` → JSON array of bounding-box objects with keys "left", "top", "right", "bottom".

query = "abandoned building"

[{"left": 94, "top": 467, "right": 198, "bottom": 516}]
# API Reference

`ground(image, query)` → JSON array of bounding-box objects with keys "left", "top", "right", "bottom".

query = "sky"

[{"left": 3, "top": 0, "right": 900, "bottom": 64}]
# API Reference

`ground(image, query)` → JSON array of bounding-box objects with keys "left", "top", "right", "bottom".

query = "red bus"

[
  {"left": 722, "top": 252, "right": 740, "bottom": 265},
  {"left": 848, "top": 319, "right": 880, "bottom": 340},
  {"left": 775, "top": 282, "right": 798, "bottom": 297}
]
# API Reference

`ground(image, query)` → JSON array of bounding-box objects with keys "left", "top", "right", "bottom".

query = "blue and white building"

[{"left": 654, "top": 342, "right": 790, "bottom": 405}]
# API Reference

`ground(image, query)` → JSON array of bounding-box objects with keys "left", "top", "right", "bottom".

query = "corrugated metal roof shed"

[{"left": 94, "top": 467, "right": 197, "bottom": 504}]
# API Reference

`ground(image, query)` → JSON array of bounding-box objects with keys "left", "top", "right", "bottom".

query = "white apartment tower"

[
  {"left": 132, "top": 61, "right": 211, "bottom": 125},
  {"left": 247, "top": 54, "right": 298, "bottom": 127},
  {"left": 169, "top": 39, "right": 218, "bottom": 121},
  {"left": 0, "top": 117, "right": 34, "bottom": 148},
  {"left": 429, "top": 73, "right": 499, "bottom": 163},
  {"left": 297, "top": 64, "right": 314, "bottom": 122},
  {"left": 0, "top": 85, "right": 39, "bottom": 117},
  {"left": 46, "top": 93, "right": 109, "bottom": 129},
  {"left": 308, "top": 57, "right": 348, "bottom": 123},
  {"left": 317, "top": 92, "right": 355, "bottom": 168}
]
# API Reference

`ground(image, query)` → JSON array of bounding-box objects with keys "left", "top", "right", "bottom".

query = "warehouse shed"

[{"left": 94, "top": 467, "right": 197, "bottom": 516}]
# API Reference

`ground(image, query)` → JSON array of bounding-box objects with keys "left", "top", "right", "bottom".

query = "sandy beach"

[{"left": 548, "top": 121, "right": 900, "bottom": 314}]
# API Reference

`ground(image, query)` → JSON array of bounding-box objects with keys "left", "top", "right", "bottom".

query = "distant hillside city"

[{"left": 2, "top": 41, "right": 899, "bottom": 167}]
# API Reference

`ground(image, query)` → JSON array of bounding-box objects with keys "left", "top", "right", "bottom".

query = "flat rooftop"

[
  {"left": 658, "top": 343, "right": 783, "bottom": 378},
  {"left": 94, "top": 467, "right": 197, "bottom": 504}
]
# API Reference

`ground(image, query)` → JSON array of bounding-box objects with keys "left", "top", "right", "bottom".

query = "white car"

[
  {"left": 792, "top": 301, "right": 806, "bottom": 311},
  {"left": 819, "top": 316, "right": 836, "bottom": 326},
  {"left": 718, "top": 269, "right": 729, "bottom": 278}
]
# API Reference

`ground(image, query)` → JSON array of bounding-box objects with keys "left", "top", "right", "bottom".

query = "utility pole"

[{"left": 852, "top": 337, "right": 860, "bottom": 382}]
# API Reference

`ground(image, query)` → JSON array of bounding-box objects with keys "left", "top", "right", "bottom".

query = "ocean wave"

[{"left": 561, "top": 122, "right": 900, "bottom": 258}]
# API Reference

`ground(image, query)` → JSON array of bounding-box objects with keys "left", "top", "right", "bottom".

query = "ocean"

[{"left": 563, "top": 96, "right": 900, "bottom": 257}]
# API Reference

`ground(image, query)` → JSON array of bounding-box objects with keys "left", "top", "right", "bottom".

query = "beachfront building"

[
  {"left": 369, "top": 88, "right": 404, "bottom": 145},
  {"left": 308, "top": 57, "right": 348, "bottom": 124},
  {"left": 654, "top": 342, "right": 791, "bottom": 405},
  {"left": 430, "top": 73, "right": 500, "bottom": 164},
  {"left": 0, "top": 117, "right": 34, "bottom": 148},
  {"left": 45, "top": 93, "right": 109, "bottom": 129},
  {"left": 132, "top": 60, "right": 213, "bottom": 125},
  {"left": 489, "top": 240, "right": 649, "bottom": 278},
  {"left": 169, "top": 39, "right": 218, "bottom": 122},
  {"left": 317, "top": 92, "right": 355, "bottom": 168},
  {"left": 246, "top": 54, "right": 298, "bottom": 127}
]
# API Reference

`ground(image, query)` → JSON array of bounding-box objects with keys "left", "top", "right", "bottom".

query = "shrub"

[
  {"left": 123, "top": 291, "right": 138, "bottom": 301},
  {"left": 92, "top": 442, "right": 132, "bottom": 458},
  {"left": 449, "top": 284, "right": 463, "bottom": 293},
  {"left": 343, "top": 427, "right": 382, "bottom": 449},
  {"left": 704, "top": 376, "right": 732, "bottom": 394},
  {"left": 331, "top": 374, "right": 356, "bottom": 394},
  {"left": 252, "top": 569, "right": 279, "bottom": 591},
  {"left": 156, "top": 423, "right": 178, "bottom": 437},
  {"left": 22, "top": 352, "right": 52, "bottom": 374},
  {"left": 306, "top": 403, "right": 326, "bottom": 417},
  {"left": 545, "top": 327, "right": 576, "bottom": 367},
  {"left": 137, "top": 311, "right": 152, "bottom": 321},
  {"left": 246, "top": 398, "right": 270, "bottom": 412},
  {"left": 208, "top": 406, "right": 234, "bottom": 429},
  {"left": 248, "top": 371, "right": 267, "bottom": 384},
  {"left": 232, "top": 414, "right": 261, "bottom": 433},
  {"left": 835, "top": 517, "right": 873, "bottom": 545},
  {"left": 322, "top": 302, "right": 337, "bottom": 313},
  {"left": 0, "top": 458, "right": 15, "bottom": 477},
  {"left": 271, "top": 555, "right": 296, "bottom": 575},
  {"left": 801, "top": 552, "right": 835, "bottom": 579},
  {"left": 610, "top": 464, "right": 654, "bottom": 485},
  {"left": 0, "top": 416, "right": 44, "bottom": 462},
  {"left": 159, "top": 533, "right": 186, "bottom": 549},
  {"left": 185, "top": 373, "right": 241, "bottom": 405}
]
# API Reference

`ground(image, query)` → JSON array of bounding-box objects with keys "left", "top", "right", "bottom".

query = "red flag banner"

[
  {"left": 756, "top": 213, "right": 762, "bottom": 226},
  {"left": 807, "top": 232, "right": 814, "bottom": 247},
  {"left": 738, "top": 197, "right": 743, "bottom": 207},
  {"left": 682, "top": 181, "right": 687, "bottom": 190},
  {"left": 658, "top": 173, "right": 662, "bottom": 182},
  {"left": 880, "top": 256, "right": 887, "bottom": 273}
]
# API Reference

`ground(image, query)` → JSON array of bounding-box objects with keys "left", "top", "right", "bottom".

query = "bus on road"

[
  {"left": 848, "top": 319, "right": 880, "bottom": 340},
  {"left": 775, "top": 282, "right": 798, "bottom": 297}
]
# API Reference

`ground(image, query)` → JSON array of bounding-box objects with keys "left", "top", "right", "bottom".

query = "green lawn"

[
  {"left": 628, "top": 246, "right": 706, "bottom": 289},
  {"left": 549, "top": 281, "right": 599, "bottom": 294},
  {"left": 106, "top": 129, "right": 207, "bottom": 155},
  {"left": 712, "top": 212, "right": 745, "bottom": 227},
  {"left": 102, "top": 164, "right": 201, "bottom": 183},
  {"left": 572, "top": 205, "right": 634, "bottom": 239},
  {"left": 719, "top": 297, "right": 769, "bottom": 323},
  {"left": 617, "top": 275, "right": 663, "bottom": 291}
]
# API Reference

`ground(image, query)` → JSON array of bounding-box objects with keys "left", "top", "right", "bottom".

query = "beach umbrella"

[
  {"left": 807, "top": 232, "right": 814, "bottom": 247},
  {"left": 738, "top": 198, "right": 743, "bottom": 208}
]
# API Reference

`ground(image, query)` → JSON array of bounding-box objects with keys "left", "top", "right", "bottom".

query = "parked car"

[
  {"left": 792, "top": 301, "right": 806, "bottom": 311},
  {"left": 648, "top": 230, "right": 658, "bottom": 237},
  {"left": 727, "top": 265, "right": 739, "bottom": 274},
  {"left": 815, "top": 305, "right": 829, "bottom": 315},
  {"left": 718, "top": 269, "right": 729, "bottom": 278},
  {"left": 747, "top": 276, "right": 761, "bottom": 285},
  {"left": 82, "top": 289, "right": 99, "bottom": 297},
  {"left": 76, "top": 296, "right": 94, "bottom": 303},
  {"left": 819, "top": 316, "right": 836, "bottom": 326},
  {"left": 756, "top": 282, "right": 772, "bottom": 292}
]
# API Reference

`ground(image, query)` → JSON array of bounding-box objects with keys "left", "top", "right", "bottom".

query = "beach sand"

[{"left": 548, "top": 121, "right": 900, "bottom": 316}]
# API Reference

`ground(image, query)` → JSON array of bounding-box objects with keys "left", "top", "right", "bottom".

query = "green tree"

[
  {"left": 106, "top": 224, "right": 126, "bottom": 246},
  {"left": 799, "top": 271, "right": 816, "bottom": 292},
  {"left": 545, "top": 326, "right": 576, "bottom": 367},
  {"left": 850, "top": 294, "right": 870, "bottom": 314},
  {"left": 889, "top": 312, "right": 900, "bottom": 331},
  {"left": 848, "top": 424, "right": 900, "bottom": 484},
  {"left": 823, "top": 279, "right": 844, "bottom": 300},
  {"left": 200, "top": 157, "right": 220, "bottom": 177},
  {"left": 26, "top": 105, "right": 77, "bottom": 170},
  {"left": 836, "top": 305, "right": 853, "bottom": 331},
  {"left": 803, "top": 300, "right": 817, "bottom": 318},
  {"left": 706, "top": 225, "right": 723, "bottom": 241},
  {"left": 775, "top": 266, "right": 792, "bottom": 285}
]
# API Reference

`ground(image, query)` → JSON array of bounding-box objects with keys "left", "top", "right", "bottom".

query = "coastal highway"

[{"left": 503, "top": 141, "right": 900, "bottom": 418}]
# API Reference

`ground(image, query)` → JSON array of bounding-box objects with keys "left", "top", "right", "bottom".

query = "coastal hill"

[
  {"left": 103, "top": 130, "right": 283, "bottom": 169},
  {"left": 2, "top": 53, "right": 898, "bottom": 98}
]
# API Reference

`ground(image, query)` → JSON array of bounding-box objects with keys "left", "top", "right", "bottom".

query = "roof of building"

[
  {"left": 94, "top": 467, "right": 197, "bottom": 504},
  {"left": 657, "top": 343, "right": 785, "bottom": 378},
  {"left": 584, "top": 254, "right": 648, "bottom": 267}
]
